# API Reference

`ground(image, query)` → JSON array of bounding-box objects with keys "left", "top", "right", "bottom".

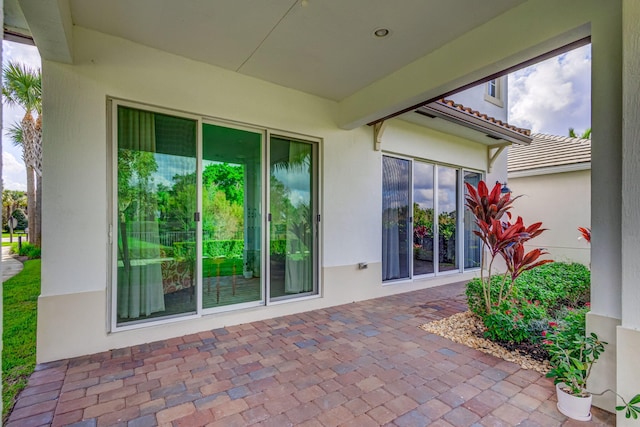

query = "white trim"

[
  {"left": 508, "top": 162, "right": 591, "bottom": 178},
  {"left": 196, "top": 117, "right": 203, "bottom": 318},
  {"left": 266, "top": 131, "right": 321, "bottom": 303}
]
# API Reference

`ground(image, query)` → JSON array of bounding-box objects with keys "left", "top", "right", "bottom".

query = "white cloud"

[
  {"left": 2, "top": 41, "right": 42, "bottom": 191},
  {"left": 508, "top": 44, "right": 591, "bottom": 136},
  {"left": 3, "top": 151, "right": 27, "bottom": 191}
]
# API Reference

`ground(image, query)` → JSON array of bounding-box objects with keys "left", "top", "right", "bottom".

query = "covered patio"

[{"left": 7, "top": 283, "right": 614, "bottom": 426}]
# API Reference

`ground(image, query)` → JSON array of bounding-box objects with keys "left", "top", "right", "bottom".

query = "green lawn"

[
  {"left": 2, "top": 259, "right": 40, "bottom": 421},
  {"left": 1, "top": 233, "right": 26, "bottom": 238}
]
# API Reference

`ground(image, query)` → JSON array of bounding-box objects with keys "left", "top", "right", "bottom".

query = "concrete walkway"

[
  {"left": 2, "top": 245, "right": 24, "bottom": 282},
  {"left": 7, "top": 282, "right": 615, "bottom": 426}
]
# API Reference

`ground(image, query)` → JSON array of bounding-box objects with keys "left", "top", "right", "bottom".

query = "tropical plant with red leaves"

[
  {"left": 465, "top": 181, "right": 552, "bottom": 314},
  {"left": 578, "top": 226, "right": 591, "bottom": 243}
]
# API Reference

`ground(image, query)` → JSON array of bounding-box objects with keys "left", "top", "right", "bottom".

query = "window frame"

[
  {"left": 484, "top": 77, "right": 505, "bottom": 107},
  {"left": 381, "top": 153, "right": 483, "bottom": 284}
]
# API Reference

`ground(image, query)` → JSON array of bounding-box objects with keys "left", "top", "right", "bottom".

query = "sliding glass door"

[
  {"left": 382, "top": 155, "right": 481, "bottom": 283},
  {"left": 116, "top": 106, "right": 198, "bottom": 324},
  {"left": 437, "top": 166, "right": 459, "bottom": 272},
  {"left": 201, "top": 123, "right": 263, "bottom": 309},
  {"left": 463, "top": 171, "right": 482, "bottom": 269},
  {"left": 113, "top": 103, "right": 319, "bottom": 327},
  {"left": 413, "top": 162, "right": 434, "bottom": 276},
  {"left": 269, "top": 136, "right": 316, "bottom": 299}
]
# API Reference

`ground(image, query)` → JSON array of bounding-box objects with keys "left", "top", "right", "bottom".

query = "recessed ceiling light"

[{"left": 373, "top": 28, "right": 390, "bottom": 38}]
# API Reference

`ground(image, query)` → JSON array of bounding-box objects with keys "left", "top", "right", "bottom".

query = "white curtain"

[
  {"left": 118, "top": 221, "right": 165, "bottom": 318},
  {"left": 285, "top": 141, "right": 312, "bottom": 293},
  {"left": 382, "top": 156, "right": 409, "bottom": 280},
  {"left": 117, "top": 108, "right": 165, "bottom": 318}
]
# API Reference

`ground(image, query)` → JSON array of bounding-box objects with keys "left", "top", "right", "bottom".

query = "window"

[
  {"left": 485, "top": 78, "right": 504, "bottom": 107},
  {"left": 463, "top": 171, "right": 482, "bottom": 269},
  {"left": 115, "top": 106, "right": 198, "bottom": 324},
  {"left": 382, "top": 155, "right": 481, "bottom": 282},
  {"left": 487, "top": 79, "right": 498, "bottom": 98},
  {"left": 111, "top": 101, "right": 319, "bottom": 328}
]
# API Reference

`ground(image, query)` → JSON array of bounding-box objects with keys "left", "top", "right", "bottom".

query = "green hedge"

[
  {"left": 466, "top": 262, "right": 591, "bottom": 343},
  {"left": 124, "top": 238, "right": 290, "bottom": 260}
]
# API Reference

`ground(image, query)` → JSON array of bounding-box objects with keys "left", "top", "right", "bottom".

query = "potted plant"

[
  {"left": 544, "top": 309, "right": 640, "bottom": 421},
  {"left": 243, "top": 253, "right": 253, "bottom": 279}
]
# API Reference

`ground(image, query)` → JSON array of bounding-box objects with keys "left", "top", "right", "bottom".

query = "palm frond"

[
  {"left": 2, "top": 61, "right": 42, "bottom": 114},
  {"left": 6, "top": 123, "right": 24, "bottom": 147}
]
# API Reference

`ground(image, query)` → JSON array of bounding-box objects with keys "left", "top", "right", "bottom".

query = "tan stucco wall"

[{"left": 509, "top": 169, "right": 591, "bottom": 265}]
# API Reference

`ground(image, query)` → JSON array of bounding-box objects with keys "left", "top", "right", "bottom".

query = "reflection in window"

[
  {"left": 464, "top": 171, "right": 482, "bottom": 269},
  {"left": 201, "top": 123, "right": 262, "bottom": 309},
  {"left": 269, "top": 137, "right": 315, "bottom": 299},
  {"left": 437, "top": 166, "right": 458, "bottom": 272},
  {"left": 413, "top": 162, "right": 434, "bottom": 275},
  {"left": 116, "top": 106, "right": 197, "bottom": 324}
]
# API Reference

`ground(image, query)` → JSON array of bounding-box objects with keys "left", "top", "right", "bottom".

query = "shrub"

[
  {"left": 10, "top": 242, "right": 41, "bottom": 259},
  {"left": 512, "top": 262, "right": 590, "bottom": 310},
  {"left": 10, "top": 208, "right": 28, "bottom": 231},
  {"left": 467, "top": 262, "right": 590, "bottom": 344}
]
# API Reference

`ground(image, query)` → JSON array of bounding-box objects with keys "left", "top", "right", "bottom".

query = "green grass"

[
  {"left": 2, "top": 242, "right": 12, "bottom": 247},
  {"left": 2, "top": 259, "right": 41, "bottom": 421},
  {"left": 2, "top": 232, "right": 26, "bottom": 238}
]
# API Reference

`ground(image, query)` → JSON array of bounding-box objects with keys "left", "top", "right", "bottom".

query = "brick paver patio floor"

[{"left": 7, "top": 282, "right": 615, "bottom": 426}]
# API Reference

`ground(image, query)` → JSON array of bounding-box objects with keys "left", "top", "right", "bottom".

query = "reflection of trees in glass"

[
  {"left": 202, "top": 163, "right": 244, "bottom": 240},
  {"left": 203, "top": 163, "right": 244, "bottom": 205},
  {"left": 118, "top": 150, "right": 158, "bottom": 222},
  {"left": 163, "top": 172, "right": 196, "bottom": 232},
  {"left": 413, "top": 203, "right": 433, "bottom": 238},
  {"left": 438, "top": 212, "right": 456, "bottom": 240}
]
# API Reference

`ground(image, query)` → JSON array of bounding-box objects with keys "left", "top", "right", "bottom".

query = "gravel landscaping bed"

[{"left": 420, "top": 311, "right": 550, "bottom": 374}]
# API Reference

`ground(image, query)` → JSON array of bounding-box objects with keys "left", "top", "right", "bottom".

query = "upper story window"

[{"left": 485, "top": 77, "right": 504, "bottom": 107}]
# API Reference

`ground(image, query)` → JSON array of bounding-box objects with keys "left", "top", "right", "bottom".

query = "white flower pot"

[
  {"left": 556, "top": 382, "right": 592, "bottom": 421},
  {"left": 243, "top": 270, "right": 253, "bottom": 279}
]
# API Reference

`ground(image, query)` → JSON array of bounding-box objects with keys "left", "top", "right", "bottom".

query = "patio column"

[
  {"left": 585, "top": 0, "right": 623, "bottom": 412},
  {"left": 617, "top": 1, "right": 640, "bottom": 425}
]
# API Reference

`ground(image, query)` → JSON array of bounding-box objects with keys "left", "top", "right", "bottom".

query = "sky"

[
  {"left": 0, "top": 41, "right": 592, "bottom": 191},
  {"left": 508, "top": 44, "right": 591, "bottom": 136},
  {"left": 2, "top": 40, "right": 41, "bottom": 191}
]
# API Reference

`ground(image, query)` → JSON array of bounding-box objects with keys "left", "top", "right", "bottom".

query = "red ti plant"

[
  {"left": 578, "top": 226, "right": 591, "bottom": 243},
  {"left": 465, "top": 181, "right": 552, "bottom": 314}
]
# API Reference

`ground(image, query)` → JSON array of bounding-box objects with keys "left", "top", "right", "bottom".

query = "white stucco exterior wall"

[
  {"left": 39, "top": 27, "right": 487, "bottom": 362},
  {"left": 617, "top": 1, "right": 640, "bottom": 425},
  {"left": 448, "top": 77, "right": 508, "bottom": 123},
  {"left": 509, "top": 169, "right": 591, "bottom": 265}
]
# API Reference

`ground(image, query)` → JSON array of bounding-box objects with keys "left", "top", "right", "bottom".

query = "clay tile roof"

[
  {"left": 437, "top": 98, "right": 532, "bottom": 138},
  {"left": 508, "top": 133, "right": 591, "bottom": 172}
]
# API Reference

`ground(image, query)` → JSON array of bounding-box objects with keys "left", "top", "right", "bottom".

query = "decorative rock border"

[{"left": 420, "top": 311, "right": 550, "bottom": 374}]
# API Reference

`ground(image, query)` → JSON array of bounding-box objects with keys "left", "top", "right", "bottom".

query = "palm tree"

[
  {"left": 2, "top": 61, "right": 42, "bottom": 246},
  {"left": 2, "top": 189, "right": 27, "bottom": 242},
  {"left": 568, "top": 127, "right": 591, "bottom": 139}
]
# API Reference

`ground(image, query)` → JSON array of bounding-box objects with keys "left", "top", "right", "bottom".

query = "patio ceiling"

[{"left": 6, "top": 0, "right": 525, "bottom": 102}]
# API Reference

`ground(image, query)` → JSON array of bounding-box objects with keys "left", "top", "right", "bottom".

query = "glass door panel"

[
  {"left": 269, "top": 137, "right": 315, "bottom": 299},
  {"left": 382, "top": 156, "right": 411, "bottom": 281},
  {"left": 116, "top": 106, "right": 197, "bottom": 325},
  {"left": 437, "top": 166, "right": 459, "bottom": 272},
  {"left": 463, "top": 171, "right": 482, "bottom": 269},
  {"left": 413, "top": 162, "right": 434, "bottom": 275},
  {"left": 202, "top": 123, "right": 262, "bottom": 309}
]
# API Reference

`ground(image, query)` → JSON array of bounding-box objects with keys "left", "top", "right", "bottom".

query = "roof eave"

[{"left": 417, "top": 102, "right": 532, "bottom": 146}]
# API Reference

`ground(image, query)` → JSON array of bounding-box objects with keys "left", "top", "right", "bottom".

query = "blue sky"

[
  {"left": 3, "top": 41, "right": 41, "bottom": 191},
  {"left": 1, "top": 41, "right": 592, "bottom": 191}
]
